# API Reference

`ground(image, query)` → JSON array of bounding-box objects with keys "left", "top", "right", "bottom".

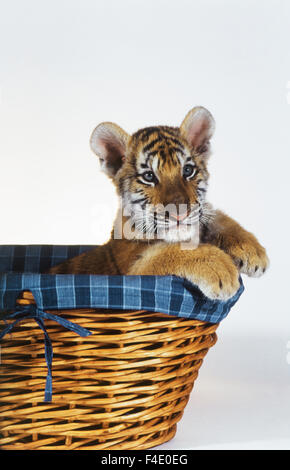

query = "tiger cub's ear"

[
  {"left": 90, "top": 122, "right": 129, "bottom": 177},
  {"left": 180, "top": 107, "right": 215, "bottom": 157}
]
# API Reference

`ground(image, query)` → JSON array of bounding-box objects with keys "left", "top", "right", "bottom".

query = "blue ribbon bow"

[{"left": 0, "top": 304, "right": 92, "bottom": 402}]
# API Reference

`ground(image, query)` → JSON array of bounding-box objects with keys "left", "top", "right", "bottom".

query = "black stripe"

[
  {"left": 143, "top": 138, "right": 160, "bottom": 153},
  {"left": 141, "top": 276, "right": 156, "bottom": 309},
  {"left": 168, "top": 146, "right": 185, "bottom": 156},
  {"left": 39, "top": 245, "right": 54, "bottom": 272},
  {"left": 12, "top": 245, "right": 26, "bottom": 273},
  {"left": 131, "top": 197, "right": 148, "bottom": 204},
  {"left": 146, "top": 149, "right": 159, "bottom": 158},
  {"left": 41, "top": 272, "right": 58, "bottom": 308},
  {"left": 75, "top": 274, "right": 91, "bottom": 307},
  {"left": 108, "top": 275, "right": 124, "bottom": 307},
  {"left": 169, "top": 278, "right": 185, "bottom": 314},
  {"left": 137, "top": 127, "right": 161, "bottom": 142},
  {"left": 119, "top": 176, "right": 124, "bottom": 193},
  {"left": 162, "top": 135, "right": 184, "bottom": 149},
  {"left": 194, "top": 172, "right": 202, "bottom": 181},
  {"left": 200, "top": 218, "right": 210, "bottom": 242},
  {"left": 160, "top": 126, "right": 179, "bottom": 136}
]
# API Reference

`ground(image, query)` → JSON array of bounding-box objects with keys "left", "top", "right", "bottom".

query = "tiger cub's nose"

[{"left": 170, "top": 209, "right": 189, "bottom": 222}]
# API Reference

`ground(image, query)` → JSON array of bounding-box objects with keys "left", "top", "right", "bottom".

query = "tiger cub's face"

[{"left": 90, "top": 107, "right": 215, "bottom": 243}]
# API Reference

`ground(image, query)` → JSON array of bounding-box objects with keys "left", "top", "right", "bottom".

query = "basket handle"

[{"left": 0, "top": 301, "right": 92, "bottom": 402}]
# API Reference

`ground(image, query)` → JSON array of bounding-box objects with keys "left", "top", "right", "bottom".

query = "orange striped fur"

[{"left": 49, "top": 107, "right": 269, "bottom": 300}]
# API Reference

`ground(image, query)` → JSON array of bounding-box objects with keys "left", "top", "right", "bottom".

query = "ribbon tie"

[{"left": 0, "top": 304, "right": 92, "bottom": 402}]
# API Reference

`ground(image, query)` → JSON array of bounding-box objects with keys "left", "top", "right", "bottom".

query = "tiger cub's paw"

[
  {"left": 128, "top": 244, "right": 240, "bottom": 302},
  {"left": 228, "top": 239, "right": 269, "bottom": 278},
  {"left": 188, "top": 248, "right": 241, "bottom": 301}
]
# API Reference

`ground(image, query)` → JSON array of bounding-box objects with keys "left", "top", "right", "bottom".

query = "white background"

[{"left": 0, "top": 0, "right": 289, "bottom": 450}]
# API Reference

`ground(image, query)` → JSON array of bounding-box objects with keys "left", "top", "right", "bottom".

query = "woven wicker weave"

[{"left": 0, "top": 291, "right": 218, "bottom": 450}]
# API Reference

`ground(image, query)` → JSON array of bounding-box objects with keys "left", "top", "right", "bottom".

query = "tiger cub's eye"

[
  {"left": 183, "top": 164, "right": 195, "bottom": 178},
  {"left": 142, "top": 171, "right": 155, "bottom": 183}
]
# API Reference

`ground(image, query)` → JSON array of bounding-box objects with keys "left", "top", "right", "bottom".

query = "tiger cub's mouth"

[{"left": 116, "top": 201, "right": 201, "bottom": 243}]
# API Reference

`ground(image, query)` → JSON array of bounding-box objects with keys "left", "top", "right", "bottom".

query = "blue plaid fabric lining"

[{"left": 0, "top": 245, "right": 244, "bottom": 324}]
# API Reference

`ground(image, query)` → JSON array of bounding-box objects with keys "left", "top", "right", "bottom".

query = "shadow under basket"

[{"left": 0, "top": 291, "right": 219, "bottom": 450}]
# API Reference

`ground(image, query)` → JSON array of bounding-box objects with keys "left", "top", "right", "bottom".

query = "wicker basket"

[{"left": 0, "top": 291, "right": 218, "bottom": 450}]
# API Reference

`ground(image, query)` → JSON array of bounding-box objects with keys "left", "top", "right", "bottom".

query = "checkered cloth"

[{"left": 0, "top": 245, "right": 244, "bottom": 323}]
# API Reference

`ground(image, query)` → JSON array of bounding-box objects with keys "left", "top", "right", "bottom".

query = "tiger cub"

[{"left": 49, "top": 107, "right": 269, "bottom": 300}]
